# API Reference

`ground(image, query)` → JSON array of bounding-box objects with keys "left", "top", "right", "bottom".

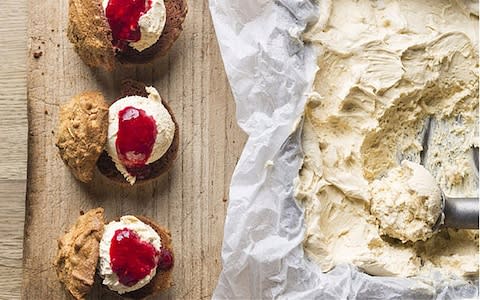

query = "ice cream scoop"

[
  {"left": 370, "top": 161, "right": 443, "bottom": 243},
  {"left": 421, "top": 118, "right": 479, "bottom": 231},
  {"left": 370, "top": 161, "right": 478, "bottom": 244},
  {"left": 102, "top": 0, "right": 167, "bottom": 51},
  {"left": 106, "top": 86, "right": 175, "bottom": 185},
  {"left": 435, "top": 194, "right": 479, "bottom": 230}
]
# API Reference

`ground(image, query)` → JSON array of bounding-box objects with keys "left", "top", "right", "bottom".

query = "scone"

[
  {"left": 97, "top": 79, "right": 180, "bottom": 185},
  {"left": 55, "top": 208, "right": 105, "bottom": 299},
  {"left": 56, "top": 92, "right": 109, "bottom": 183},
  {"left": 56, "top": 80, "right": 179, "bottom": 185},
  {"left": 67, "top": 0, "right": 188, "bottom": 70},
  {"left": 55, "top": 208, "right": 174, "bottom": 299}
]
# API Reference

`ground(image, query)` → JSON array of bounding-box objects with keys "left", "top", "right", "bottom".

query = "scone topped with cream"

[
  {"left": 56, "top": 80, "right": 179, "bottom": 185},
  {"left": 55, "top": 208, "right": 174, "bottom": 299},
  {"left": 102, "top": 0, "right": 167, "bottom": 52},
  {"left": 97, "top": 79, "right": 180, "bottom": 185},
  {"left": 99, "top": 215, "right": 174, "bottom": 295},
  {"left": 105, "top": 86, "right": 175, "bottom": 184},
  {"left": 67, "top": 0, "right": 188, "bottom": 70}
]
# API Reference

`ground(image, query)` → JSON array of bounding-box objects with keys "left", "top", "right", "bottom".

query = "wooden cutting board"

[{"left": 22, "top": 0, "right": 246, "bottom": 299}]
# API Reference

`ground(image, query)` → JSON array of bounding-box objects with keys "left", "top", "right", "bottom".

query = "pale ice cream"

[
  {"left": 106, "top": 86, "right": 175, "bottom": 184},
  {"left": 99, "top": 215, "right": 162, "bottom": 294},
  {"left": 102, "top": 0, "right": 166, "bottom": 51},
  {"left": 296, "top": 0, "right": 479, "bottom": 279},
  {"left": 370, "top": 160, "right": 443, "bottom": 243}
]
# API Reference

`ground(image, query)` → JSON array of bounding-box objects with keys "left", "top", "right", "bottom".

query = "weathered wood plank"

[
  {"left": 0, "top": 180, "right": 26, "bottom": 300},
  {"left": 23, "top": 0, "right": 246, "bottom": 299},
  {"left": 0, "top": 1, "right": 28, "bottom": 299}
]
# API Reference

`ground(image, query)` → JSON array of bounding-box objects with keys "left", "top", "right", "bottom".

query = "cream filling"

[
  {"left": 99, "top": 216, "right": 162, "bottom": 294},
  {"left": 106, "top": 87, "right": 175, "bottom": 185},
  {"left": 296, "top": 0, "right": 478, "bottom": 279},
  {"left": 102, "top": 0, "right": 166, "bottom": 51}
]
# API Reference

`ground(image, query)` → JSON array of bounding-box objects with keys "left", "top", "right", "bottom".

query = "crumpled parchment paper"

[{"left": 209, "top": 0, "right": 479, "bottom": 298}]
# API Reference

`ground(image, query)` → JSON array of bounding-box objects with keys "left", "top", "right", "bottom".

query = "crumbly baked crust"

[
  {"left": 54, "top": 208, "right": 106, "bottom": 300},
  {"left": 67, "top": 0, "right": 116, "bottom": 70},
  {"left": 96, "top": 79, "right": 180, "bottom": 185},
  {"left": 56, "top": 92, "right": 109, "bottom": 183}
]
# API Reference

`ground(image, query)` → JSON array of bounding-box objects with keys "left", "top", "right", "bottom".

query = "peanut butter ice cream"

[{"left": 296, "top": 0, "right": 478, "bottom": 279}]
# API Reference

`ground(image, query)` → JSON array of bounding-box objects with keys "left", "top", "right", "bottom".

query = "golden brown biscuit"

[
  {"left": 67, "top": 0, "right": 115, "bottom": 71},
  {"left": 67, "top": 0, "right": 188, "bottom": 70},
  {"left": 96, "top": 80, "right": 179, "bottom": 185},
  {"left": 54, "top": 208, "right": 106, "bottom": 300},
  {"left": 56, "top": 92, "right": 109, "bottom": 183}
]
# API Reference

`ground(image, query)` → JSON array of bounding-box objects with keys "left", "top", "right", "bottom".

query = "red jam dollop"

[
  {"left": 110, "top": 228, "right": 159, "bottom": 286},
  {"left": 105, "top": 0, "right": 153, "bottom": 49},
  {"left": 116, "top": 106, "right": 157, "bottom": 175},
  {"left": 109, "top": 228, "right": 174, "bottom": 287}
]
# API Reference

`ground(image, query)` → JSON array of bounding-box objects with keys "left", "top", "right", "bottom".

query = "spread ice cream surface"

[
  {"left": 102, "top": 0, "right": 166, "bottom": 51},
  {"left": 106, "top": 87, "right": 175, "bottom": 184},
  {"left": 99, "top": 216, "right": 162, "bottom": 294},
  {"left": 296, "top": 0, "right": 478, "bottom": 279}
]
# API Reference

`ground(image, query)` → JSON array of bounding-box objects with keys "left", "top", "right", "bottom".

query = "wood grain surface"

[
  {"left": 23, "top": 0, "right": 246, "bottom": 299},
  {"left": 0, "top": 1, "right": 28, "bottom": 299}
]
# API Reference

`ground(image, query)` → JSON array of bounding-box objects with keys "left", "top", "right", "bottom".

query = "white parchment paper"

[{"left": 209, "top": 1, "right": 479, "bottom": 298}]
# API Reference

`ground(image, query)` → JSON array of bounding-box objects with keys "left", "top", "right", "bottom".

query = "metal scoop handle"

[
  {"left": 443, "top": 196, "right": 479, "bottom": 229},
  {"left": 419, "top": 118, "right": 479, "bottom": 230}
]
